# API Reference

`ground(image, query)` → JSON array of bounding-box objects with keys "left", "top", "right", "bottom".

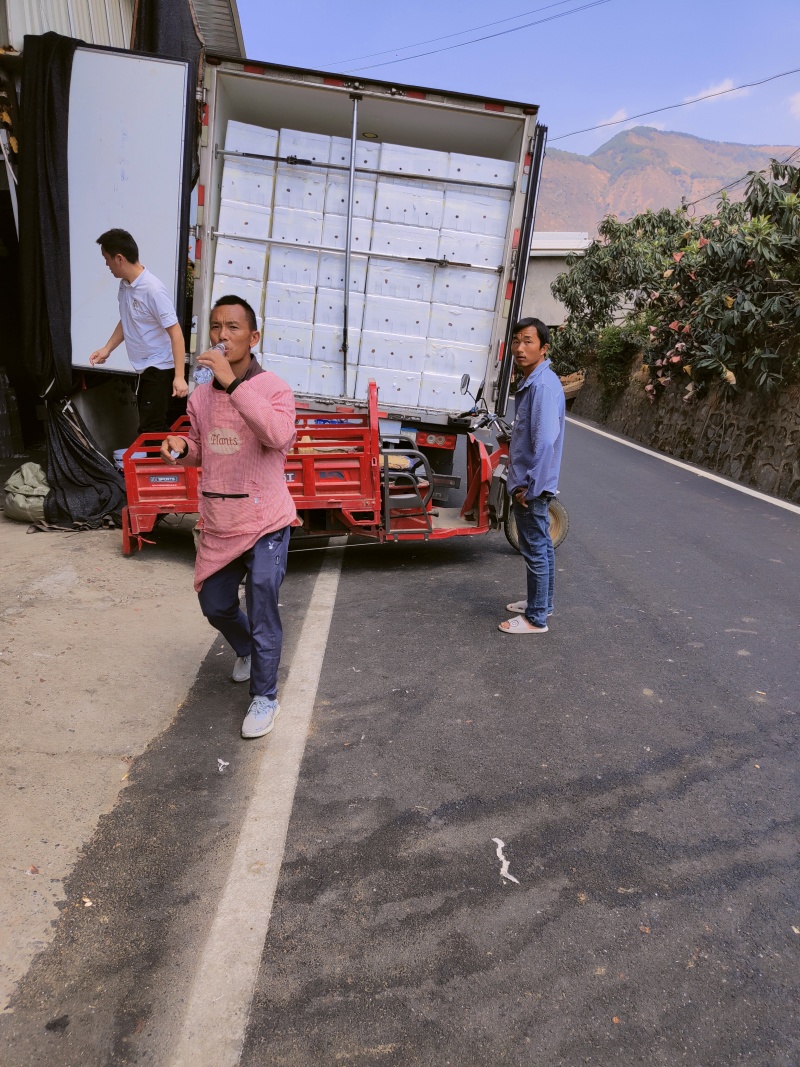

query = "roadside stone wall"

[{"left": 571, "top": 365, "right": 800, "bottom": 504}]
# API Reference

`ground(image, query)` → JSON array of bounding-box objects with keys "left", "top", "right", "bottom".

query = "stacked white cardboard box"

[{"left": 212, "top": 120, "right": 514, "bottom": 409}]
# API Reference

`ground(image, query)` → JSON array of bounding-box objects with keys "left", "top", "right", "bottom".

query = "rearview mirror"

[{"left": 459, "top": 373, "right": 471, "bottom": 395}]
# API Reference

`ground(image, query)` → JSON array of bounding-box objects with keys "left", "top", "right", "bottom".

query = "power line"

[
  {"left": 683, "top": 145, "right": 800, "bottom": 211},
  {"left": 549, "top": 65, "right": 800, "bottom": 142},
  {"left": 343, "top": 0, "right": 614, "bottom": 73},
  {"left": 326, "top": 0, "right": 584, "bottom": 67}
]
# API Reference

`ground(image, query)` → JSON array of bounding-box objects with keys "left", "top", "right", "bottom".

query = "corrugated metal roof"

[
  {"left": 1, "top": 0, "right": 134, "bottom": 51},
  {"left": 191, "top": 0, "right": 244, "bottom": 57}
]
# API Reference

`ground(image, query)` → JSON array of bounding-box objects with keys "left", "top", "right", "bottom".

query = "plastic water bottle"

[{"left": 193, "top": 342, "right": 226, "bottom": 385}]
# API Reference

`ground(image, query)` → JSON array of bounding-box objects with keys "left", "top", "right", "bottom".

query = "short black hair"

[
  {"left": 212, "top": 294, "right": 258, "bottom": 332},
  {"left": 512, "top": 316, "right": 549, "bottom": 348},
  {"left": 96, "top": 228, "right": 139, "bottom": 264}
]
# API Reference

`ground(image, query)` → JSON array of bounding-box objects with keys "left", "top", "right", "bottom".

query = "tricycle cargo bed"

[{"left": 193, "top": 58, "right": 544, "bottom": 424}]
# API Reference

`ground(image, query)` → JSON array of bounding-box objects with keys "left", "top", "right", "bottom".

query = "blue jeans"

[
  {"left": 513, "top": 497, "right": 554, "bottom": 627},
  {"left": 198, "top": 527, "right": 290, "bottom": 699}
]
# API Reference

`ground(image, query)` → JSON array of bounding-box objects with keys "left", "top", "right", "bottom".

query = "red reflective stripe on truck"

[
  {"left": 484, "top": 103, "right": 505, "bottom": 112},
  {"left": 202, "top": 103, "right": 208, "bottom": 126},
  {"left": 243, "top": 64, "right": 263, "bottom": 74},
  {"left": 406, "top": 91, "right": 426, "bottom": 99},
  {"left": 497, "top": 341, "right": 505, "bottom": 364},
  {"left": 197, "top": 185, "right": 205, "bottom": 207},
  {"left": 505, "top": 281, "right": 514, "bottom": 300},
  {"left": 523, "top": 152, "right": 532, "bottom": 173},
  {"left": 195, "top": 238, "right": 202, "bottom": 261},
  {"left": 512, "top": 228, "right": 521, "bottom": 249},
  {"left": 323, "top": 78, "right": 345, "bottom": 87}
]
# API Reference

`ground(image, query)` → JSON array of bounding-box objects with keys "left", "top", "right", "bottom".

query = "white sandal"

[
  {"left": 507, "top": 600, "right": 554, "bottom": 617},
  {"left": 498, "top": 616, "right": 548, "bottom": 635}
]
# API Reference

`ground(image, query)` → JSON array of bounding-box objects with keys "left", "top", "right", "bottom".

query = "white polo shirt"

[{"left": 117, "top": 267, "right": 179, "bottom": 373}]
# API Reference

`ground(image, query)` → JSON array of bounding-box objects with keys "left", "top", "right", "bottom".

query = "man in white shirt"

[{"left": 89, "top": 228, "right": 188, "bottom": 432}]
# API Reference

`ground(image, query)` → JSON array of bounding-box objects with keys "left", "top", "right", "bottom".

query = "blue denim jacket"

[{"left": 507, "top": 359, "right": 565, "bottom": 501}]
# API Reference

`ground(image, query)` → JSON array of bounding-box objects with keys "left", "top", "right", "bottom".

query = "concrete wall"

[
  {"left": 521, "top": 255, "right": 571, "bottom": 327},
  {"left": 572, "top": 366, "right": 800, "bottom": 504}
]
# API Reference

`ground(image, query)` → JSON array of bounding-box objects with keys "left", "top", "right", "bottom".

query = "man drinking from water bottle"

[{"left": 161, "top": 295, "right": 297, "bottom": 739}]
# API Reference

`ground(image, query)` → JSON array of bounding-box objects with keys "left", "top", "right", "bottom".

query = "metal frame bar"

[{"left": 342, "top": 94, "right": 360, "bottom": 396}]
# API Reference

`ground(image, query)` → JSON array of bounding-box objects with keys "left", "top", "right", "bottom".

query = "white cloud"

[
  {"left": 600, "top": 107, "right": 629, "bottom": 126},
  {"left": 683, "top": 78, "right": 750, "bottom": 106},
  {"left": 790, "top": 92, "right": 800, "bottom": 120}
]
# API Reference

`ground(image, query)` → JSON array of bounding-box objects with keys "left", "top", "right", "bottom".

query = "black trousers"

[{"left": 135, "top": 366, "right": 174, "bottom": 433}]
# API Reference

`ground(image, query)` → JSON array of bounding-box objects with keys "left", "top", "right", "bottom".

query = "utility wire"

[
  {"left": 550, "top": 65, "right": 800, "bottom": 142},
  {"left": 683, "top": 145, "right": 800, "bottom": 210},
  {"left": 327, "top": 0, "right": 577, "bottom": 67},
  {"left": 343, "top": 0, "right": 613, "bottom": 73}
]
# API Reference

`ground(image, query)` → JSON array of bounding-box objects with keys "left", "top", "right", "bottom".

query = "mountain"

[{"left": 536, "top": 127, "right": 795, "bottom": 233}]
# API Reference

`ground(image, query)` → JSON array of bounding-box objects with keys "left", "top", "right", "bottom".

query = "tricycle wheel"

[{"left": 504, "top": 497, "right": 570, "bottom": 553}]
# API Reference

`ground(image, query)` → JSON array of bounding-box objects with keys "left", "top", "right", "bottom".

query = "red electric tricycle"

[{"left": 119, "top": 379, "right": 568, "bottom": 555}]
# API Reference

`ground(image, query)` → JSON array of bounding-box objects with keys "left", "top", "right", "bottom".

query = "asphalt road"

[{"left": 2, "top": 418, "right": 799, "bottom": 1066}]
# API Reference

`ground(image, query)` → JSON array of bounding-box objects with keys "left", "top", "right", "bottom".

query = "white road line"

[
  {"left": 169, "top": 551, "right": 344, "bottom": 1067},
  {"left": 566, "top": 416, "right": 800, "bottom": 517}
]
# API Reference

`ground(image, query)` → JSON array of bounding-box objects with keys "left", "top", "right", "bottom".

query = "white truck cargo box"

[
  {"left": 324, "top": 176, "right": 377, "bottom": 218},
  {"left": 419, "top": 371, "right": 474, "bottom": 409},
  {"left": 321, "top": 214, "right": 372, "bottom": 251},
  {"left": 214, "top": 238, "right": 266, "bottom": 283},
  {"left": 374, "top": 180, "right": 445, "bottom": 229},
  {"left": 261, "top": 353, "right": 311, "bottom": 393},
  {"left": 358, "top": 331, "right": 427, "bottom": 371},
  {"left": 278, "top": 128, "right": 331, "bottom": 163},
  {"left": 432, "top": 266, "right": 499, "bottom": 311},
  {"left": 260, "top": 318, "right": 314, "bottom": 359},
  {"left": 379, "top": 143, "right": 448, "bottom": 178},
  {"left": 267, "top": 246, "right": 319, "bottom": 287},
  {"left": 271, "top": 206, "right": 323, "bottom": 246},
  {"left": 429, "top": 303, "right": 494, "bottom": 346},
  {"left": 370, "top": 221, "right": 438, "bottom": 259},
  {"left": 225, "top": 121, "right": 279, "bottom": 156},
  {"left": 362, "top": 294, "right": 431, "bottom": 338},
  {"left": 442, "top": 189, "right": 511, "bottom": 237},
  {"left": 425, "top": 339, "right": 488, "bottom": 377},
  {"left": 318, "top": 251, "right": 368, "bottom": 292},
  {"left": 217, "top": 200, "right": 271, "bottom": 240},
  {"left": 366, "top": 260, "right": 434, "bottom": 302},
  {"left": 265, "top": 281, "right": 317, "bottom": 323},
  {"left": 314, "top": 288, "right": 366, "bottom": 328},
  {"left": 221, "top": 161, "right": 275, "bottom": 206},
  {"left": 311, "top": 325, "right": 361, "bottom": 364},
  {"left": 273, "top": 166, "right": 327, "bottom": 212},
  {"left": 196, "top": 60, "right": 544, "bottom": 420},
  {"left": 447, "top": 151, "right": 515, "bottom": 185},
  {"left": 437, "top": 229, "right": 505, "bottom": 268},
  {"left": 356, "top": 366, "right": 421, "bottom": 406}
]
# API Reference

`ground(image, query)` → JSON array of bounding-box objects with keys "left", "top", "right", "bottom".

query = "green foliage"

[
  {"left": 549, "top": 160, "right": 800, "bottom": 400},
  {"left": 595, "top": 323, "right": 645, "bottom": 399}
]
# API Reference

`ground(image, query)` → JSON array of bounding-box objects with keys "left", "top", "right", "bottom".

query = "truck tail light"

[{"left": 422, "top": 433, "right": 457, "bottom": 450}]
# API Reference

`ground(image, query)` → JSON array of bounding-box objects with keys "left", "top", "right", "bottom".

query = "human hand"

[
  {"left": 514, "top": 489, "right": 529, "bottom": 509},
  {"left": 197, "top": 345, "right": 235, "bottom": 388},
  {"left": 161, "top": 435, "right": 187, "bottom": 464},
  {"left": 89, "top": 347, "right": 110, "bottom": 366},
  {"left": 172, "top": 375, "right": 188, "bottom": 399}
]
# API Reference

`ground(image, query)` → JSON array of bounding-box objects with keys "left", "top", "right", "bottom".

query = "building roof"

[
  {"left": 529, "top": 232, "right": 591, "bottom": 256},
  {"left": 192, "top": 0, "right": 245, "bottom": 57}
]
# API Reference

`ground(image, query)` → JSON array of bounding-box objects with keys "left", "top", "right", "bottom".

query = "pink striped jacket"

[{"left": 180, "top": 371, "right": 297, "bottom": 590}]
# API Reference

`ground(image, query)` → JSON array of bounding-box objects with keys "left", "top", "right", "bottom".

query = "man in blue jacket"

[{"left": 499, "top": 317, "right": 565, "bottom": 635}]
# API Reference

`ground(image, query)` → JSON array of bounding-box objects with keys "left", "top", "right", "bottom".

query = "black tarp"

[
  {"left": 19, "top": 32, "right": 127, "bottom": 526},
  {"left": 18, "top": 32, "right": 78, "bottom": 400}
]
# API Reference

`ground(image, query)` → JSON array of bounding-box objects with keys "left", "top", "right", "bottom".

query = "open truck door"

[{"left": 67, "top": 45, "right": 193, "bottom": 374}]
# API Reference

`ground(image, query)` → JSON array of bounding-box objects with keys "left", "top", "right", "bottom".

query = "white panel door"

[{"left": 68, "top": 47, "right": 189, "bottom": 372}]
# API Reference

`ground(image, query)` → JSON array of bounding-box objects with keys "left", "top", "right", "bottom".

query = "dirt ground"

[{"left": 0, "top": 466, "right": 214, "bottom": 1011}]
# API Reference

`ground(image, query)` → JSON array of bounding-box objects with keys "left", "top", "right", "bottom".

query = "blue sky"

[{"left": 236, "top": 0, "right": 800, "bottom": 157}]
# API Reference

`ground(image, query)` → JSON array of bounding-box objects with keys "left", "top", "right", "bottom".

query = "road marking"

[
  {"left": 169, "top": 551, "right": 344, "bottom": 1067},
  {"left": 566, "top": 416, "right": 800, "bottom": 516}
]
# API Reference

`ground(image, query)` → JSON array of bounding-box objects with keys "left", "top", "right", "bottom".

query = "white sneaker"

[
  {"left": 241, "top": 697, "right": 279, "bottom": 739},
  {"left": 231, "top": 655, "right": 251, "bottom": 683}
]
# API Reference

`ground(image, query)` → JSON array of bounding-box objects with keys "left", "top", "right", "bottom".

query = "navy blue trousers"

[{"left": 197, "top": 527, "right": 290, "bottom": 699}]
